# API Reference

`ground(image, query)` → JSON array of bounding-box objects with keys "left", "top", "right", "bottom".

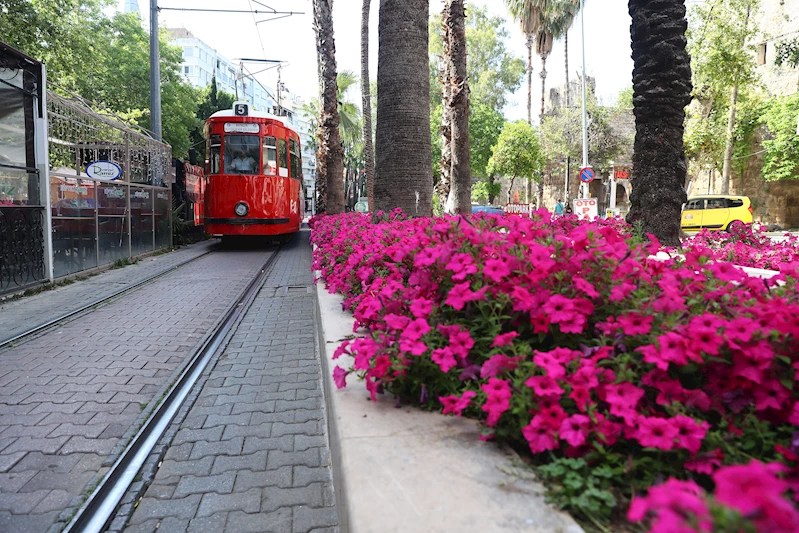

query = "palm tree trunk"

[
  {"left": 526, "top": 34, "right": 533, "bottom": 126},
  {"left": 446, "top": 0, "right": 471, "bottom": 215},
  {"left": 437, "top": 5, "right": 453, "bottom": 207},
  {"left": 540, "top": 54, "right": 548, "bottom": 120},
  {"left": 313, "top": 0, "right": 345, "bottom": 214},
  {"left": 564, "top": 33, "right": 569, "bottom": 108},
  {"left": 361, "top": 0, "right": 375, "bottom": 212},
  {"left": 375, "top": 0, "right": 432, "bottom": 216},
  {"left": 626, "top": 0, "right": 692, "bottom": 247}
]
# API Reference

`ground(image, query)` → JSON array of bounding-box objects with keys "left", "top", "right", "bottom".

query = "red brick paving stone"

[
  {"left": 0, "top": 249, "right": 274, "bottom": 532},
  {"left": 123, "top": 230, "right": 339, "bottom": 533}
]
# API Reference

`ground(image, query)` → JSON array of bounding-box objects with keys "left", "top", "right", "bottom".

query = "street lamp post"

[{"left": 149, "top": 0, "right": 162, "bottom": 141}]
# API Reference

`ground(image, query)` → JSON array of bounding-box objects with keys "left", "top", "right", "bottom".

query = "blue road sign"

[{"left": 579, "top": 166, "right": 595, "bottom": 183}]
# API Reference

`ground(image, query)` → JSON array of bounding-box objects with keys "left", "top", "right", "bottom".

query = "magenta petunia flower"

[
  {"left": 431, "top": 347, "right": 458, "bottom": 373},
  {"left": 559, "top": 414, "right": 590, "bottom": 447},
  {"left": 617, "top": 312, "right": 653, "bottom": 336},
  {"left": 525, "top": 375, "right": 564, "bottom": 397},
  {"left": 333, "top": 366, "right": 348, "bottom": 389},
  {"left": 481, "top": 378, "right": 512, "bottom": 427},
  {"left": 491, "top": 331, "right": 519, "bottom": 348},
  {"left": 522, "top": 416, "right": 558, "bottom": 454},
  {"left": 440, "top": 390, "right": 476, "bottom": 416},
  {"left": 672, "top": 415, "right": 709, "bottom": 455},
  {"left": 636, "top": 416, "right": 678, "bottom": 451}
]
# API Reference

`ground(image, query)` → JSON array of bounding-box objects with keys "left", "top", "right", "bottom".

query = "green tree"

[
  {"left": 686, "top": 0, "right": 759, "bottom": 193},
  {"left": 776, "top": 38, "right": 799, "bottom": 68},
  {"left": 191, "top": 76, "right": 235, "bottom": 161},
  {"left": 761, "top": 93, "right": 799, "bottom": 182},
  {"left": 487, "top": 121, "right": 545, "bottom": 203}
]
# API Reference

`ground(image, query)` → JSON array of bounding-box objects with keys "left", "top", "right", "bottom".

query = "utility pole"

[
  {"left": 149, "top": 0, "right": 162, "bottom": 141},
  {"left": 277, "top": 65, "right": 282, "bottom": 115},
  {"left": 579, "top": 0, "right": 588, "bottom": 198}
]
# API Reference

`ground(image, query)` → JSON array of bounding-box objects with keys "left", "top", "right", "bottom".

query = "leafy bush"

[{"left": 311, "top": 211, "right": 799, "bottom": 532}]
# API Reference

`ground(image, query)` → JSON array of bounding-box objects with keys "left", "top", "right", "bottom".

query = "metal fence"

[{"left": 47, "top": 93, "right": 173, "bottom": 279}]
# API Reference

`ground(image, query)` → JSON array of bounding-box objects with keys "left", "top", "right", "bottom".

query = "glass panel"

[
  {"left": 154, "top": 188, "right": 171, "bottom": 250},
  {"left": 0, "top": 80, "right": 32, "bottom": 169},
  {"left": 130, "top": 187, "right": 154, "bottom": 256},
  {"left": 263, "top": 136, "right": 277, "bottom": 175},
  {"left": 1, "top": 168, "right": 39, "bottom": 206},
  {"left": 223, "top": 134, "right": 260, "bottom": 174},
  {"left": 729, "top": 199, "right": 744, "bottom": 208},
  {"left": 210, "top": 134, "right": 221, "bottom": 174},
  {"left": 97, "top": 183, "right": 127, "bottom": 216},
  {"left": 98, "top": 216, "right": 128, "bottom": 266},
  {"left": 52, "top": 217, "right": 97, "bottom": 278},
  {"left": 707, "top": 198, "right": 727, "bottom": 209},
  {"left": 278, "top": 139, "right": 288, "bottom": 170}
]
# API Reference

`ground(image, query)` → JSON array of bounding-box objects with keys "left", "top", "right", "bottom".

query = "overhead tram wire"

[{"left": 247, "top": 0, "right": 269, "bottom": 59}]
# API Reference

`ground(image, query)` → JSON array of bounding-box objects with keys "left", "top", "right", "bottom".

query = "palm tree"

[
  {"left": 375, "top": 0, "right": 433, "bottom": 216},
  {"left": 361, "top": 0, "right": 375, "bottom": 211},
  {"left": 626, "top": 0, "right": 692, "bottom": 246},
  {"left": 442, "top": 0, "right": 471, "bottom": 215},
  {"left": 312, "top": 0, "right": 345, "bottom": 214},
  {"left": 506, "top": 0, "right": 544, "bottom": 125}
]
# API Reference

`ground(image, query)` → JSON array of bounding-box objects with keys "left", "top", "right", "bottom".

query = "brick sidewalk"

[
  {"left": 0, "top": 239, "right": 217, "bottom": 345},
  {"left": 123, "top": 229, "right": 338, "bottom": 533},
  {"left": 0, "top": 249, "right": 272, "bottom": 533}
]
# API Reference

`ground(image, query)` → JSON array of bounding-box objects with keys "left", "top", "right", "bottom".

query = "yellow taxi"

[{"left": 681, "top": 195, "right": 753, "bottom": 233}]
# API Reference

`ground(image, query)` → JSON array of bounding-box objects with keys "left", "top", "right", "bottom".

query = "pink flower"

[
  {"left": 409, "top": 298, "right": 434, "bottom": 319},
  {"left": 481, "top": 378, "right": 512, "bottom": 427},
  {"left": 609, "top": 280, "right": 635, "bottom": 302},
  {"left": 525, "top": 375, "right": 564, "bottom": 397},
  {"left": 617, "top": 312, "right": 653, "bottom": 336},
  {"left": 522, "top": 415, "right": 559, "bottom": 454},
  {"left": 401, "top": 318, "right": 430, "bottom": 342},
  {"left": 480, "top": 354, "right": 521, "bottom": 378},
  {"left": 431, "top": 347, "right": 458, "bottom": 373},
  {"left": 542, "top": 295, "right": 578, "bottom": 324},
  {"left": 672, "top": 415, "right": 709, "bottom": 455},
  {"left": 483, "top": 258, "right": 511, "bottom": 283},
  {"left": 573, "top": 276, "right": 599, "bottom": 298},
  {"left": 628, "top": 479, "right": 711, "bottom": 533},
  {"left": 448, "top": 328, "right": 475, "bottom": 360},
  {"left": 713, "top": 461, "right": 793, "bottom": 522},
  {"left": 445, "top": 283, "right": 487, "bottom": 310},
  {"left": 333, "top": 366, "right": 348, "bottom": 389},
  {"left": 413, "top": 247, "right": 440, "bottom": 267},
  {"left": 636, "top": 416, "right": 678, "bottom": 451},
  {"left": 491, "top": 331, "right": 519, "bottom": 348},
  {"left": 384, "top": 313, "right": 410, "bottom": 331},
  {"left": 559, "top": 414, "right": 590, "bottom": 447},
  {"left": 440, "top": 390, "right": 476, "bottom": 416},
  {"left": 685, "top": 448, "right": 724, "bottom": 475}
]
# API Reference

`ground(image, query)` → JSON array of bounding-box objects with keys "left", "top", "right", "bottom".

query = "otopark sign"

[
  {"left": 579, "top": 166, "right": 595, "bottom": 183},
  {"left": 573, "top": 198, "right": 598, "bottom": 220}
]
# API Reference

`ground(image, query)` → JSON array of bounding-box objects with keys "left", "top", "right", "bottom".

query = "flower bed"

[
  {"left": 683, "top": 226, "right": 799, "bottom": 271},
  {"left": 311, "top": 211, "right": 799, "bottom": 532}
]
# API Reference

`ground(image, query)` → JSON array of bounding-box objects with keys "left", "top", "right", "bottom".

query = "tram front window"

[{"left": 224, "top": 135, "right": 260, "bottom": 174}]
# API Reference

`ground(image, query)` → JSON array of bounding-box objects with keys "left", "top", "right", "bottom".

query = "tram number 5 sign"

[
  {"left": 573, "top": 198, "right": 598, "bottom": 220},
  {"left": 579, "top": 166, "right": 595, "bottom": 183}
]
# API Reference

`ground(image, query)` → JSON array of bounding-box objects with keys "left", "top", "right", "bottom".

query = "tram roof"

[{"left": 208, "top": 109, "right": 289, "bottom": 125}]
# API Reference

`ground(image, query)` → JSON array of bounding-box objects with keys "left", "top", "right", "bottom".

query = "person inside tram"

[{"left": 228, "top": 149, "right": 256, "bottom": 174}]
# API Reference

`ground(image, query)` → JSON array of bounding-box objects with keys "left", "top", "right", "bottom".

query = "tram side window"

[
  {"left": 263, "top": 137, "right": 277, "bottom": 175},
  {"left": 209, "top": 135, "right": 221, "bottom": 174},
  {"left": 224, "top": 135, "right": 261, "bottom": 175},
  {"left": 289, "top": 139, "right": 301, "bottom": 180},
  {"left": 278, "top": 139, "right": 289, "bottom": 177}
]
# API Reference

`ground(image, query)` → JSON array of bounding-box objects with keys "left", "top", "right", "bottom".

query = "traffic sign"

[
  {"left": 573, "top": 198, "right": 598, "bottom": 220},
  {"left": 579, "top": 166, "right": 595, "bottom": 183}
]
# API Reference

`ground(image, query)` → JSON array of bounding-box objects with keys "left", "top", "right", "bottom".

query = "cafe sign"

[{"left": 86, "top": 160, "right": 122, "bottom": 181}]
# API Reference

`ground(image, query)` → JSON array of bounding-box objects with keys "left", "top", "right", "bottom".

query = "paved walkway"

[
  {"left": 0, "top": 249, "right": 271, "bottom": 533},
  {"left": 123, "top": 229, "right": 338, "bottom": 533},
  {"left": 0, "top": 240, "right": 217, "bottom": 345}
]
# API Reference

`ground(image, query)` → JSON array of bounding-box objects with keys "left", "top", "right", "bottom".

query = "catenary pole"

[
  {"left": 580, "top": 0, "right": 588, "bottom": 198},
  {"left": 149, "top": 0, "right": 162, "bottom": 141}
]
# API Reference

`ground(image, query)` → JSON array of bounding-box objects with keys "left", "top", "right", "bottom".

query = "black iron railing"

[{"left": 0, "top": 206, "right": 45, "bottom": 294}]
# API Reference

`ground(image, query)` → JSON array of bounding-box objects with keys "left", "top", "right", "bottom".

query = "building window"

[
  {"left": 757, "top": 43, "right": 767, "bottom": 65},
  {"left": 185, "top": 46, "right": 194, "bottom": 57},
  {"left": 184, "top": 66, "right": 190, "bottom": 74}
]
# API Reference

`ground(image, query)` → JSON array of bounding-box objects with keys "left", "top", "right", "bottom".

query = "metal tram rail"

[
  {"left": 0, "top": 250, "right": 215, "bottom": 350},
  {"left": 62, "top": 247, "right": 281, "bottom": 533}
]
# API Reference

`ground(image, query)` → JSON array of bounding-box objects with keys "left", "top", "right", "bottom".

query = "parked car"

[
  {"left": 681, "top": 195, "right": 753, "bottom": 233},
  {"left": 471, "top": 205, "right": 505, "bottom": 215}
]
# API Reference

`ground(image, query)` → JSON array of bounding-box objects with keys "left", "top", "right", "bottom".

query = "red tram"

[{"left": 203, "top": 102, "right": 304, "bottom": 240}]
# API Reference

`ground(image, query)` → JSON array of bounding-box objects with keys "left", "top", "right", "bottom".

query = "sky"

[{"left": 129, "top": 0, "right": 634, "bottom": 122}]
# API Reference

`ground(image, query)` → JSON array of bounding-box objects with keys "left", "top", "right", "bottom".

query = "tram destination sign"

[{"left": 224, "top": 123, "right": 260, "bottom": 134}]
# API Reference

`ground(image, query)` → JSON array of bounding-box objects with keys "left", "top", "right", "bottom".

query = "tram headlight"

[{"left": 234, "top": 202, "right": 249, "bottom": 217}]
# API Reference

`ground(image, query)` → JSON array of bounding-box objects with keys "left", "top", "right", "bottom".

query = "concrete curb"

[{"left": 314, "top": 280, "right": 584, "bottom": 533}]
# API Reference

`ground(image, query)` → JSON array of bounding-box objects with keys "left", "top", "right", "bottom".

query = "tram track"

[
  {"left": 60, "top": 246, "right": 282, "bottom": 533},
  {"left": 0, "top": 249, "right": 216, "bottom": 350}
]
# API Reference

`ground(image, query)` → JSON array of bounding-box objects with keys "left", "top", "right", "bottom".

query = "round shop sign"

[
  {"left": 354, "top": 201, "right": 368, "bottom": 213},
  {"left": 86, "top": 160, "right": 122, "bottom": 181}
]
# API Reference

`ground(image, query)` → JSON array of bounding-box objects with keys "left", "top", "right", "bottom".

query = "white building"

[
  {"left": 754, "top": 0, "right": 799, "bottom": 97},
  {"left": 167, "top": 28, "right": 275, "bottom": 113}
]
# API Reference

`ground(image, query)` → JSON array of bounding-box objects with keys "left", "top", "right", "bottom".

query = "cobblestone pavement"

[
  {"left": 0, "top": 239, "right": 217, "bottom": 344},
  {"left": 0, "top": 248, "right": 272, "bottom": 533},
  {"left": 123, "top": 229, "right": 338, "bottom": 533}
]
